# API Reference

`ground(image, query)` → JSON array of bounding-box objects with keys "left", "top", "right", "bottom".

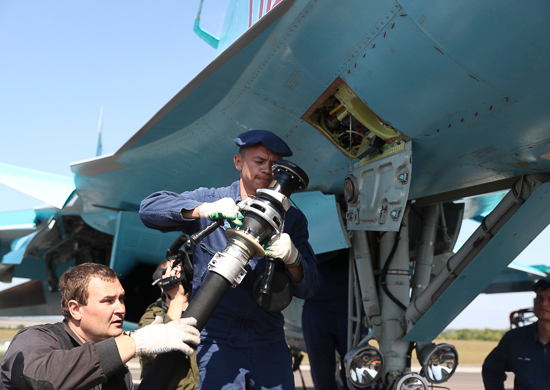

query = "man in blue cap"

[
  {"left": 139, "top": 130, "right": 317, "bottom": 390},
  {"left": 482, "top": 276, "right": 550, "bottom": 390}
]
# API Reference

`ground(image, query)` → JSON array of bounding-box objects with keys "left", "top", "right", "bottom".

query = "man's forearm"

[
  {"left": 287, "top": 263, "right": 304, "bottom": 283},
  {"left": 181, "top": 206, "right": 200, "bottom": 219},
  {"left": 115, "top": 335, "right": 136, "bottom": 363},
  {"left": 167, "top": 294, "right": 186, "bottom": 320}
]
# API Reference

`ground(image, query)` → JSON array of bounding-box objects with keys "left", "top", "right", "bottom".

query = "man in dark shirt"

[
  {"left": 0, "top": 263, "right": 200, "bottom": 390},
  {"left": 482, "top": 276, "right": 550, "bottom": 390},
  {"left": 302, "top": 249, "right": 349, "bottom": 390}
]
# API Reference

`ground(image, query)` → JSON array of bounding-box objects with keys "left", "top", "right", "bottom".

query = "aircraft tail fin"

[
  {"left": 96, "top": 106, "right": 103, "bottom": 157},
  {"left": 194, "top": 0, "right": 220, "bottom": 49},
  {"left": 0, "top": 163, "right": 75, "bottom": 209},
  {"left": 214, "top": 0, "right": 290, "bottom": 53}
]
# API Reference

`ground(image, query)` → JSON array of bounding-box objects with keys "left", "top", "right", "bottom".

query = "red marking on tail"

[
  {"left": 248, "top": 0, "right": 254, "bottom": 28},
  {"left": 258, "top": 0, "right": 264, "bottom": 20}
]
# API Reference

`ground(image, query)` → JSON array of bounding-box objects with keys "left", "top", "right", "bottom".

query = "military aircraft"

[{"left": 2, "top": 0, "right": 550, "bottom": 388}]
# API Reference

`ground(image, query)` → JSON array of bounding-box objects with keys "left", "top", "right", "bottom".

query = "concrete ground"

[
  {"left": 1, "top": 318, "right": 514, "bottom": 389},
  {"left": 129, "top": 361, "right": 515, "bottom": 389}
]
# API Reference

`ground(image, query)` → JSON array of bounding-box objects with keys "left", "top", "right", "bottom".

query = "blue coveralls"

[
  {"left": 302, "top": 249, "right": 349, "bottom": 390},
  {"left": 140, "top": 181, "right": 318, "bottom": 390},
  {"left": 482, "top": 322, "right": 550, "bottom": 390}
]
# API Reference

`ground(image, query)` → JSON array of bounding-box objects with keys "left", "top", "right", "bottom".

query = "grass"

[
  {"left": 295, "top": 339, "right": 496, "bottom": 367},
  {"left": 408, "top": 339, "right": 497, "bottom": 365},
  {"left": 0, "top": 329, "right": 21, "bottom": 339},
  {"left": 343, "top": 339, "right": 497, "bottom": 366},
  {"left": 441, "top": 339, "right": 497, "bottom": 365}
]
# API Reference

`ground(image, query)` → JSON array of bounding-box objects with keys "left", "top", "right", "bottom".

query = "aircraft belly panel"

[
  {"left": 340, "top": 7, "right": 550, "bottom": 199},
  {"left": 404, "top": 181, "right": 550, "bottom": 341},
  {"left": 398, "top": 0, "right": 550, "bottom": 96},
  {"left": 243, "top": 0, "right": 402, "bottom": 113},
  {"left": 80, "top": 207, "right": 119, "bottom": 235},
  {"left": 343, "top": 13, "right": 509, "bottom": 139},
  {"left": 110, "top": 211, "right": 181, "bottom": 278}
]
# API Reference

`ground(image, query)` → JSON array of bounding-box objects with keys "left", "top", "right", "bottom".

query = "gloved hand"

[
  {"left": 264, "top": 233, "right": 302, "bottom": 268},
  {"left": 198, "top": 198, "right": 243, "bottom": 227},
  {"left": 130, "top": 316, "right": 200, "bottom": 357}
]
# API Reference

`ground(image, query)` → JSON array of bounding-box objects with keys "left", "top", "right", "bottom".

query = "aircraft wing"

[
  {"left": 68, "top": 0, "right": 550, "bottom": 251},
  {"left": 484, "top": 261, "right": 550, "bottom": 294},
  {"left": 0, "top": 163, "right": 75, "bottom": 210}
]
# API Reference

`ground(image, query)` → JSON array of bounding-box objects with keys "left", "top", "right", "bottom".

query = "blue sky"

[
  {"left": 0, "top": 0, "right": 548, "bottom": 330},
  {"left": 446, "top": 219, "right": 546, "bottom": 329},
  {"left": 0, "top": 0, "right": 227, "bottom": 210}
]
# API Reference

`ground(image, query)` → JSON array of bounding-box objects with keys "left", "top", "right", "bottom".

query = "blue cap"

[
  {"left": 533, "top": 276, "right": 550, "bottom": 292},
  {"left": 234, "top": 130, "right": 293, "bottom": 157}
]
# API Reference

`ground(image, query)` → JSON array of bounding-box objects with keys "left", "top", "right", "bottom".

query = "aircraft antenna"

[{"left": 96, "top": 106, "right": 103, "bottom": 157}]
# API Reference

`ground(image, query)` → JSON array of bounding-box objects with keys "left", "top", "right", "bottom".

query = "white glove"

[
  {"left": 198, "top": 198, "right": 243, "bottom": 226},
  {"left": 264, "top": 233, "right": 302, "bottom": 268},
  {"left": 130, "top": 316, "right": 200, "bottom": 357}
]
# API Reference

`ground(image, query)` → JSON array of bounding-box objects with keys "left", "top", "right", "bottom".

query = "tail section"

[
  {"left": 196, "top": 0, "right": 291, "bottom": 53},
  {"left": 194, "top": 0, "right": 220, "bottom": 49},
  {"left": 96, "top": 106, "right": 103, "bottom": 157}
]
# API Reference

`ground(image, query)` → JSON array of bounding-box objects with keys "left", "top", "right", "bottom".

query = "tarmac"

[
  {"left": 128, "top": 361, "right": 515, "bottom": 389},
  {"left": 1, "top": 318, "right": 515, "bottom": 389}
]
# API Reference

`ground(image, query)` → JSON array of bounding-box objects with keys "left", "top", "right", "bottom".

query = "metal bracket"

[
  {"left": 207, "top": 252, "right": 247, "bottom": 287},
  {"left": 346, "top": 142, "right": 412, "bottom": 231}
]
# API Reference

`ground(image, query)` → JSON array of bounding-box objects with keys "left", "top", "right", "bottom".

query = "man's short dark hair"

[
  {"left": 59, "top": 263, "right": 118, "bottom": 319},
  {"left": 238, "top": 146, "right": 249, "bottom": 157}
]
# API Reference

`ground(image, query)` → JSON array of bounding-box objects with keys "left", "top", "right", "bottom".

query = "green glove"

[{"left": 198, "top": 198, "right": 243, "bottom": 227}]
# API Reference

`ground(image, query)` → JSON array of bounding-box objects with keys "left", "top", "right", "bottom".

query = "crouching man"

[{"left": 0, "top": 263, "right": 200, "bottom": 390}]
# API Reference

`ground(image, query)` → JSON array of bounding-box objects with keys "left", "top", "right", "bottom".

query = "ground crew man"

[
  {"left": 139, "top": 129, "right": 318, "bottom": 389},
  {"left": 0, "top": 263, "right": 200, "bottom": 390},
  {"left": 483, "top": 276, "right": 550, "bottom": 390}
]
